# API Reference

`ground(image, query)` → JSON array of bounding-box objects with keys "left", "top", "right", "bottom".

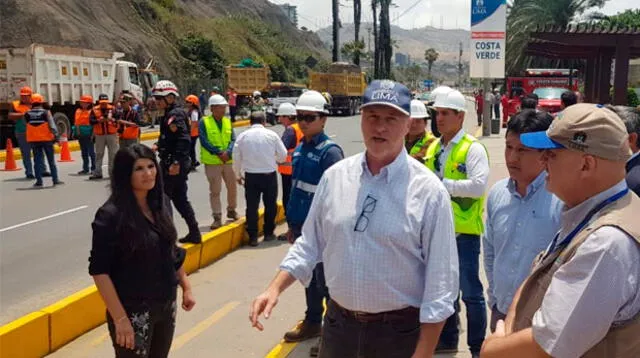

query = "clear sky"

[{"left": 269, "top": 0, "right": 638, "bottom": 31}]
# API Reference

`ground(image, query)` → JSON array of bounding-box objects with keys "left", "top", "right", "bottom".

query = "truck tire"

[{"left": 53, "top": 112, "right": 72, "bottom": 139}]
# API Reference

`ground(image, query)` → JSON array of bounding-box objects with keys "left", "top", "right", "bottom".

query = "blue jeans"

[
  {"left": 78, "top": 136, "right": 96, "bottom": 172},
  {"left": 15, "top": 132, "right": 45, "bottom": 176},
  {"left": 439, "top": 234, "right": 487, "bottom": 353},
  {"left": 32, "top": 142, "right": 59, "bottom": 184}
]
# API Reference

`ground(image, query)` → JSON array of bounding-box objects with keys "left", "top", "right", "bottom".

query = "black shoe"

[
  {"left": 26, "top": 174, "right": 35, "bottom": 179},
  {"left": 249, "top": 238, "right": 259, "bottom": 247},
  {"left": 179, "top": 231, "right": 202, "bottom": 244},
  {"left": 77, "top": 170, "right": 89, "bottom": 175},
  {"left": 277, "top": 234, "right": 288, "bottom": 241},
  {"left": 435, "top": 342, "right": 458, "bottom": 354},
  {"left": 89, "top": 174, "right": 103, "bottom": 180},
  {"left": 195, "top": 161, "right": 201, "bottom": 167},
  {"left": 42, "top": 172, "right": 51, "bottom": 177},
  {"left": 53, "top": 180, "right": 64, "bottom": 185},
  {"left": 33, "top": 182, "right": 43, "bottom": 188},
  {"left": 264, "top": 234, "right": 276, "bottom": 242}
]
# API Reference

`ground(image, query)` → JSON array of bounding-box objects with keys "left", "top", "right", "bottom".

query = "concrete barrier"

[
  {"left": 0, "top": 202, "right": 285, "bottom": 355},
  {"left": 0, "top": 120, "right": 251, "bottom": 163}
]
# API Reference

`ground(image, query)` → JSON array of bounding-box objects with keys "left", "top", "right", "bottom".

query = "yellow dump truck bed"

[
  {"left": 309, "top": 71, "right": 366, "bottom": 97},
  {"left": 225, "top": 66, "right": 270, "bottom": 96}
]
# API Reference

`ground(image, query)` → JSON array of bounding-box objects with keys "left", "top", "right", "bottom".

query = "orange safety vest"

[
  {"left": 278, "top": 123, "right": 304, "bottom": 175},
  {"left": 25, "top": 109, "right": 55, "bottom": 143},
  {"left": 189, "top": 109, "right": 199, "bottom": 137},
  {"left": 74, "top": 108, "right": 91, "bottom": 126},
  {"left": 118, "top": 109, "right": 140, "bottom": 140},
  {"left": 92, "top": 105, "right": 118, "bottom": 135},
  {"left": 12, "top": 100, "right": 31, "bottom": 114}
]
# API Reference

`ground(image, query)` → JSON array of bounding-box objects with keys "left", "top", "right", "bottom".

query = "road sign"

[
  {"left": 423, "top": 80, "right": 433, "bottom": 88},
  {"left": 470, "top": 0, "right": 506, "bottom": 79}
]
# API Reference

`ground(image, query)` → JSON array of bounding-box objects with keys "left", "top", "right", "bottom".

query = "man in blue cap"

[{"left": 250, "top": 80, "right": 459, "bottom": 357}]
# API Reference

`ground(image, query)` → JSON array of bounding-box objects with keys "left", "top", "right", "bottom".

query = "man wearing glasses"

[
  {"left": 424, "top": 89, "right": 490, "bottom": 357},
  {"left": 251, "top": 80, "right": 459, "bottom": 357},
  {"left": 280, "top": 91, "right": 344, "bottom": 356}
]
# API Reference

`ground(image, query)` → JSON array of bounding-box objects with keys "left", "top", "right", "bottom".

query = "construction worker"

[
  {"left": 199, "top": 94, "right": 238, "bottom": 230},
  {"left": 280, "top": 91, "right": 344, "bottom": 355},
  {"left": 276, "top": 102, "right": 303, "bottom": 241},
  {"left": 425, "top": 89, "right": 490, "bottom": 357},
  {"left": 75, "top": 95, "right": 96, "bottom": 175},
  {"left": 151, "top": 80, "right": 201, "bottom": 244},
  {"left": 116, "top": 93, "right": 142, "bottom": 149},
  {"left": 25, "top": 94, "right": 62, "bottom": 187},
  {"left": 198, "top": 89, "right": 208, "bottom": 113},
  {"left": 8, "top": 86, "right": 49, "bottom": 178},
  {"left": 227, "top": 87, "right": 238, "bottom": 122},
  {"left": 90, "top": 94, "right": 119, "bottom": 179},
  {"left": 185, "top": 95, "right": 202, "bottom": 171},
  {"left": 405, "top": 99, "right": 435, "bottom": 161},
  {"left": 250, "top": 91, "right": 266, "bottom": 112},
  {"left": 427, "top": 85, "right": 451, "bottom": 138},
  {"left": 210, "top": 86, "right": 220, "bottom": 97}
]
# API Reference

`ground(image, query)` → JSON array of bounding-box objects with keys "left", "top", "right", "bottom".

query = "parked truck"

[
  {"left": 225, "top": 66, "right": 270, "bottom": 96},
  {"left": 309, "top": 62, "right": 366, "bottom": 116},
  {"left": 0, "top": 44, "right": 155, "bottom": 149}
]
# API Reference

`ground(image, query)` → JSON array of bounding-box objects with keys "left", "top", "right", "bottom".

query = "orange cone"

[
  {"left": 1, "top": 139, "right": 22, "bottom": 171},
  {"left": 58, "top": 134, "right": 74, "bottom": 162}
]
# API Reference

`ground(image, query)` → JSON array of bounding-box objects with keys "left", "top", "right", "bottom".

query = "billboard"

[{"left": 470, "top": 0, "right": 507, "bottom": 78}]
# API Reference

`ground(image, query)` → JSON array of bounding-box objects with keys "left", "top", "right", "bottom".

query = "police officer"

[
  {"left": 281, "top": 91, "right": 344, "bottom": 355},
  {"left": 151, "top": 80, "right": 201, "bottom": 244}
]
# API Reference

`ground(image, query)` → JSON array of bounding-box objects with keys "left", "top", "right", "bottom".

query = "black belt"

[
  {"left": 330, "top": 299, "right": 419, "bottom": 323},
  {"left": 245, "top": 171, "right": 276, "bottom": 176}
]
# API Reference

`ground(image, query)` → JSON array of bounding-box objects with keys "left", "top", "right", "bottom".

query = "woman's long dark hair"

[{"left": 110, "top": 144, "right": 177, "bottom": 253}]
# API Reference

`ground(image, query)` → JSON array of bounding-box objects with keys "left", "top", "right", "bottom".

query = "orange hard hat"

[
  {"left": 31, "top": 93, "right": 45, "bottom": 104},
  {"left": 80, "top": 95, "right": 94, "bottom": 103},
  {"left": 20, "top": 86, "right": 33, "bottom": 96},
  {"left": 185, "top": 95, "right": 200, "bottom": 107}
]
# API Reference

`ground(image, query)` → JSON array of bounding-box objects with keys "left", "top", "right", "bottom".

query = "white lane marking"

[
  {"left": 0, "top": 205, "right": 89, "bottom": 233},
  {"left": 329, "top": 134, "right": 337, "bottom": 138}
]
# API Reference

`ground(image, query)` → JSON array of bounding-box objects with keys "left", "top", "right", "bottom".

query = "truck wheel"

[{"left": 53, "top": 112, "right": 72, "bottom": 139}]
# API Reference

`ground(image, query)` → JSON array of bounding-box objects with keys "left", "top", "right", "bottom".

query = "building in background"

[
  {"left": 395, "top": 53, "right": 409, "bottom": 66},
  {"left": 278, "top": 4, "right": 298, "bottom": 27}
]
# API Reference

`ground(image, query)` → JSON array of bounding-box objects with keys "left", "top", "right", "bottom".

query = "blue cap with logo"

[{"left": 360, "top": 80, "right": 411, "bottom": 116}]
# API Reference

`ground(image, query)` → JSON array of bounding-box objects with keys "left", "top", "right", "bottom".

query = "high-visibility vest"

[
  {"left": 25, "top": 109, "right": 55, "bottom": 143},
  {"left": 278, "top": 123, "right": 304, "bottom": 175},
  {"left": 118, "top": 109, "right": 140, "bottom": 140},
  {"left": 75, "top": 108, "right": 93, "bottom": 137},
  {"left": 92, "top": 105, "right": 118, "bottom": 135},
  {"left": 12, "top": 101, "right": 31, "bottom": 134},
  {"left": 189, "top": 109, "right": 200, "bottom": 137},
  {"left": 408, "top": 131, "right": 436, "bottom": 158},
  {"left": 201, "top": 115, "right": 233, "bottom": 165},
  {"left": 424, "top": 134, "right": 487, "bottom": 235}
]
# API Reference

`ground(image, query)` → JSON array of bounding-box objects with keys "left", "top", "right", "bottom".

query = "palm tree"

[
  {"left": 353, "top": 0, "right": 362, "bottom": 65},
  {"left": 341, "top": 40, "right": 366, "bottom": 63},
  {"left": 332, "top": 0, "right": 340, "bottom": 62},
  {"left": 371, "top": 0, "right": 380, "bottom": 77},
  {"left": 378, "top": 0, "right": 393, "bottom": 78},
  {"left": 506, "top": 0, "right": 608, "bottom": 75},
  {"left": 424, "top": 48, "right": 439, "bottom": 79}
]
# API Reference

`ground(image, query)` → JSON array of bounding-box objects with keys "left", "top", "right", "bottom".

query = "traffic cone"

[
  {"left": 1, "top": 139, "right": 22, "bottom": 171},
  {"left": 58, "top": 134, "right": 74, "bottom": 162}
]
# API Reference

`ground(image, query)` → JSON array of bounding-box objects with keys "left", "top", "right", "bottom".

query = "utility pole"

[
  {"left": 332, "top": 0, "right": 340, "bottom": 62},
  {"left": 458, "top": 41, "right": 463, "bottom": 87}
]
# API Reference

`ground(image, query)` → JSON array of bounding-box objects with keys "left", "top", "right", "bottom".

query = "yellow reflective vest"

[{"left": 201, "top": 115, "right": 233, "bottom": 165}]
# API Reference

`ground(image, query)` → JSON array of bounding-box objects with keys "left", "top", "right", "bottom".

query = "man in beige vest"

[{"left": 481, "top": 103, "right": 640, "bottom": 358}]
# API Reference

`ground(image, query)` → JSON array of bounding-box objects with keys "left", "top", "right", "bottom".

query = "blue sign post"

[{"left": 423, "top": 80, "right": 433, "bottom": 90}]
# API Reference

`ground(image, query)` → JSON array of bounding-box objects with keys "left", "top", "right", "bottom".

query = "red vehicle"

[{"left": 505, "top": 69, "right": 579, "bottom": 126}]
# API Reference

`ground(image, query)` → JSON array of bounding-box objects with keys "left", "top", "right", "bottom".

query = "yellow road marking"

[
  {"left": 91, "top": 332, "right": 110, "bottom": 347},
  {"left": 475, "top": 125, "right": 483, "bottom": 138},
  {"left": 170, "top": 301, "right": 241, "bottom": 351},
  {"left": 264, "top": 340, "right": 298, "bottom": 358}
]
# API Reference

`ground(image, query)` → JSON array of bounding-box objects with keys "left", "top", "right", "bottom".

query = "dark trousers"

[
  {"left": 244, "top": 172, "right": 277, "bottom": 239},
  {"left": 78, "top": 136, "right": 96, "bottom": 172},
  {"left": 306, "top": 261, "right": 329, "bottom": 324},
  {"left": 477, "top": 111, "right": 483, "bottom": 125},
  {"left": 229, "top": 106, "right": 237, "bottom": 122},
  {"left": 490, "top": 305, "right": 507, "bottom": 333},
  {"left": 280, "top": 173, "right": 292, "bottom": 217},
  {"left": 319, "top": 300, "right": 420, "bottom": 358},
  {"left": 189, "top": 136, "right": 198, "bottom": 167},
  {"left": 162, "top": 167, "right": 198, "bottom": 230},
  {"left": 439, "top": 234, "right": 487, "bottom": 354},
  {"left": 32, "top": 142, "right": 58, "bottom": 184},
  {"left": 494, "top": 104, "right": 500, "bottom": 120},
  {"left": 106, "top": 300, "right": 176, "bottom": 358}
]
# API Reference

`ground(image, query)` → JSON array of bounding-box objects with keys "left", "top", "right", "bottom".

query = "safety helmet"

[
  {"left": 20, "top": 86, "right": 33, "bottom": 96},
  {"left": 185, "top": 95, "right": 200, "bottom": 107},
  {"left": 208, "top": 94, "right": 228, "bottom": 106},
  {"left": 98, "top": 94, "right": 110, "bottom": 104},
  {"left": 152, "top": 80, "right": 180, "bottom": 97},
  {"left": 212, "top": 86, "right": 220, "bottom": 92},
  {"left": 433, "top": 89, "right": 467, "bottom": 112},
  {"left": 296, "top": 90, "right": 329, "bottom": 114},
  {"left": 321, "top": 91, "right": 332, "bottom": 104},
  {"left": 80, "top": 95, "right": 94, "bottom": 103},
  {"left": 253, "top": 90, "right": 261, "bottom": 97},
  {"left": 410, "top": 100, "right": 429, "bottom": 119},
  {"left": 31, "top": 93, "right": 45, "bottom": 104},
  {"left": 429, "top": 86, "right": 452, "bottom": 103},
  {"left": 276, "top": 102, "right": 297, "bottom": 116}
]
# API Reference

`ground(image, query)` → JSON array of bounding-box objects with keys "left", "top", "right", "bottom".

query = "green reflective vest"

[
  {"left": 424, "top": 134, "right": 486, "bottom": 235},
  {"left": 201, "top": 115, "right": 233, "bottom": 165},
  {"left": 408, "top": 131, "right": 436, "bottom": 157}
]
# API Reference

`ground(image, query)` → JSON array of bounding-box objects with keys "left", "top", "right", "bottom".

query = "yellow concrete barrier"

[
  {"left": 232, "top": 119, "right": 251, "bottom": 128},
  {"left": 200, "top": 226, "right": 234, "bottom": 267},
  {"left": 228, "top": 220, "right": 247, "bottom": 250},
  {"left": 0, "top": 311, "right": 50, "bottom": 358},
  {"left": 182, "top": 243, "right": 202, "bottom": 275},
  {"left": 41, "top": 285, "right": 106, "bottom": 351}
]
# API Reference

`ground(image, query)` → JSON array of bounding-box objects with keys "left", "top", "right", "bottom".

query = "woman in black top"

[{"left": 89, "top": 144, "right": 195, "bottom": 357}]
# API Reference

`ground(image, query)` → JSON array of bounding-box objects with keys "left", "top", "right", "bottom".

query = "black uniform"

[{"left": 157, "top": 103, "right": 201, "bottom": 242}]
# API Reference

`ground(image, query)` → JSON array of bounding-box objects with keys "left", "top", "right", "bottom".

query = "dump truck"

[
  {"left": 309, "top": 62, "right": 366, "bottom": 116},
  {"left": 225, "top": 64, "right": 270, "bottom": 96},
  {"left": 0, "top": 44, "right": 155, "bottom": 149}
]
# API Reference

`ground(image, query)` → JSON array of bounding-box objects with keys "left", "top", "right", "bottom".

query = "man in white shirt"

[{"left": 233, "top": 111, "right": 287, "bottom": 246}]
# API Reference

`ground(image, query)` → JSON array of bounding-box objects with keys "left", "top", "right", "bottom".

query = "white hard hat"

[
  {"left": 208, "top": 94, "right": 228, "bottom": 106},
  {"left": 152, "top": 80, "right": 179, "bottom": 97},
  {"left": 433, "top": 90, "right": 467, "bottom": 112},
  {"left": 296, "top": 90, "right": 329, "bottom": 114},
  {"left": 429, "top": 86, "right": 452, "bottom": 102},
  {"left": 276, "top": 102, "right": 297, "bottom": 116},
  {"left": 410, "top": 100, "right": 429, "bottom": 119},
  {"left": 253, "top": 91, "right": 261, "bottom": 97}
]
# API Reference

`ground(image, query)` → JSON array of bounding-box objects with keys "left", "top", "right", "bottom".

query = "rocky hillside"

[{"left": 0, "top": 0, "right": 329, "bottom": 89}]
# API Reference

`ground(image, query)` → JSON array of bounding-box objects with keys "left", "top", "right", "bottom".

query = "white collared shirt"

[
  {"left": 233, "top": 124, "right": 287, "bottom": 176},
  {"left": 436, "top": 129, "right": 490, "bottom": 198}
]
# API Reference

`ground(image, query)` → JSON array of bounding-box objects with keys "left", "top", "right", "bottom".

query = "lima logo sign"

[
  {"left": 473, "top": 0, "right": 486, "bottom": 15},
  {"left": 471, "top": 0, "right": 503, "bottom": 26}
]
